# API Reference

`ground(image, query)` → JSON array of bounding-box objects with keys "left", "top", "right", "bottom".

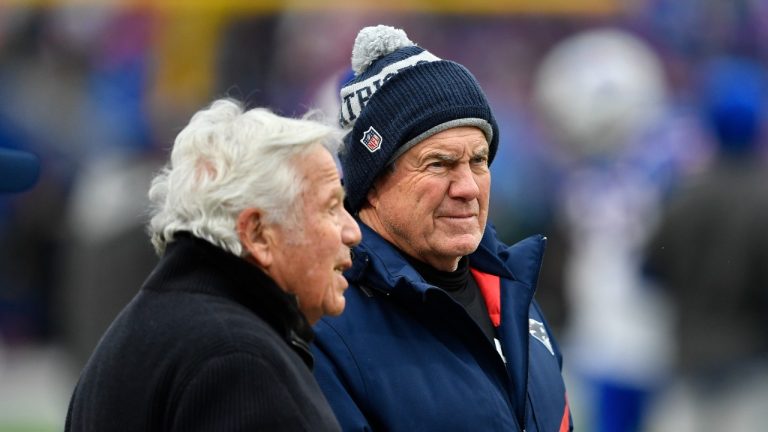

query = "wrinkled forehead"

[{"left": 398, "top": 126, "right": 490, "bottom": 160}]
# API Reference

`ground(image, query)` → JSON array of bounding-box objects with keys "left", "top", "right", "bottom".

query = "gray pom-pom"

[{"left": 351, "top": 25, "right": 414, "bottom": 76}]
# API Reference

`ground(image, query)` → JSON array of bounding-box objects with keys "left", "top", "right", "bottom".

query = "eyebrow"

[
  {"left": 331, "top": 186, "right": 346, "bottom": 202},
  {"left": 427, "top": 153, "right": 459, "bottom": 163},
  {"left": 472, "top": 147, "right": 490, "bottom": 158},
  {"left": 423, "top": 146, "right": 489, "bottom": 162}
]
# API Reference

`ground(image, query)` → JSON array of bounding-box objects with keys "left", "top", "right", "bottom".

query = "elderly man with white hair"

[{"left": 65, "top": 98, "right": 361, "bottom": 431}]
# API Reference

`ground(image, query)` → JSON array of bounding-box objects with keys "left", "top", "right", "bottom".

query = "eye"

[
  {"left": 425, "top": 157, "right": 453, "bottom": 171},
  {"left": 471, "top": 155, "right": 489, "bottom": 165}
]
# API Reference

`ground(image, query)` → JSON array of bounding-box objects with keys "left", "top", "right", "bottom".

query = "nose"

[
  {"left": 448, "top": 163, "right": 480, "bottom": 201},
  {"left": 341, "top": 208, "right": 362, "bottom": 247}
]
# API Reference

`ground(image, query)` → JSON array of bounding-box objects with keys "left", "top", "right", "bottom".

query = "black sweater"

[{"left": 65, "top": 233, "right": 341, "bottom": 431}]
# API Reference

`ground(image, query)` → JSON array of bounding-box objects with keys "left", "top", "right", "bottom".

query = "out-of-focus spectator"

[
  {"left": 0, "top": 144, "right": 41, "bottom": 338},
  {"left": 533, "top": 27, "right": 703, "bottom": 432},
  {"left": 644, "top": 56, "right": 768, "bottom": 432},
  {"left": 55, "top": 9, "right": 162, "bottom": 365},
  {"left": 0, "top": 9, "right": 77, "bottom": 345}
]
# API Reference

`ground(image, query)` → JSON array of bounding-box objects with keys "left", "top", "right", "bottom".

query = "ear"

[
  {"left": 237, "top": 208, "right": 274, "bottom": 268},
  {"left": 365, "top": 182, "right": 380, "bottom": 209}
]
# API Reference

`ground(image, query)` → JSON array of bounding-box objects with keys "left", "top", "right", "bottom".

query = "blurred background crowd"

[{"left": 2, "top": 0, "right": 768, "bottom": 431}]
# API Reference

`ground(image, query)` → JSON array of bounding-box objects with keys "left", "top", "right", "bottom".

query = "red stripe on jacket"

[
  {"left": 560, "top": 393, "right": 571, "bottom": 432},
  {"left": 470, "top": 268, "right": 501, "bottom": 327}
]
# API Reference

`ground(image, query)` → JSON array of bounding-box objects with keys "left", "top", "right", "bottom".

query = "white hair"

[{"left": 147, "top": 98, "right": 342, "bottom": 256}]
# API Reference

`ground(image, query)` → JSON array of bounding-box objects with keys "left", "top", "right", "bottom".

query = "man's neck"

[{"left": 404, "top": 254, "right": 469, "bottom": 292}]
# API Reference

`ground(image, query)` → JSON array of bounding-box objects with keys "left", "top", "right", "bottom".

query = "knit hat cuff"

[{"left": 387, "top": 117, "right": 493, "bottom": 164}]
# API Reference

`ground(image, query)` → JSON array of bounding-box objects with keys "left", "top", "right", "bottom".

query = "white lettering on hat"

[{"left": 339, "top": 50, "right": 441, "bottom": 128}]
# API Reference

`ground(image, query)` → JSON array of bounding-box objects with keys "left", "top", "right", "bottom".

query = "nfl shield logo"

[{"left": 360, "top": 126, "right": 383, "bottom": 153}]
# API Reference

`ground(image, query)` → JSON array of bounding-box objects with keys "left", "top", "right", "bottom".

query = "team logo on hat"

[{"left": 360, "top": 126, "right": 383, "bottom": 153}]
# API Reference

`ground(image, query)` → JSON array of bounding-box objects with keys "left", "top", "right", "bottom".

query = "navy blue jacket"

[{"left": 312, "top": 223, "right": 572, "bottom": 431}]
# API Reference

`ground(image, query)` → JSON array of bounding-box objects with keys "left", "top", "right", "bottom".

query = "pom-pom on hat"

[{"left": 338, "top": 25, "right": 499, "bottom": 214}]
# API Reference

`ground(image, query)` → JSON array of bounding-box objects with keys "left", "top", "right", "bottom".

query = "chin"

[
  {"left": 446, "top": 238, "right": 482, "bottom": 256},
  {"left": 324, "top": 293, "right": 347, "bottom": 318},
  {"left": 325, "top": 305, "right": 345, "bottom": 317}
]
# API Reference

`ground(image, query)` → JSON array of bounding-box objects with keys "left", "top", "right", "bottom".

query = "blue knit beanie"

[{"left": 338, "top": 25, "right": 499, "bottom": 214}]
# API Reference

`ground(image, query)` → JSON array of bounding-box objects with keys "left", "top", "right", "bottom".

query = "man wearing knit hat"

[{"left": 312, "top": 25, "right": 572, "bottom": 431}]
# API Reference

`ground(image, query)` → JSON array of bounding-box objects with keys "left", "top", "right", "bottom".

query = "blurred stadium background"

[{"left": 1, "top": 1, "right": 767, "bottom": 431}]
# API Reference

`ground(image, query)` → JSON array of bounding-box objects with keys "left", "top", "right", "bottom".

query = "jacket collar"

[
  {"left": 473, "top": 223, "right": 547, "bottom": 289},
  {"left": 143, "top": 232, "right": 315, "bottom": 366}
]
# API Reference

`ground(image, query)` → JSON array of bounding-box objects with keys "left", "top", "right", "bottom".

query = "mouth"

[
  {"left": 436, "top": 206, "right": 478, "bottom": 219},
  {"left": 334, "top": 261, "right": 352, "bottom": 274},
  {"left": 333, "top": 263, "right": 351, "bottom": 290},
  {"left": 439, "top": 213, "right": 477, "bottom": 220}
]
